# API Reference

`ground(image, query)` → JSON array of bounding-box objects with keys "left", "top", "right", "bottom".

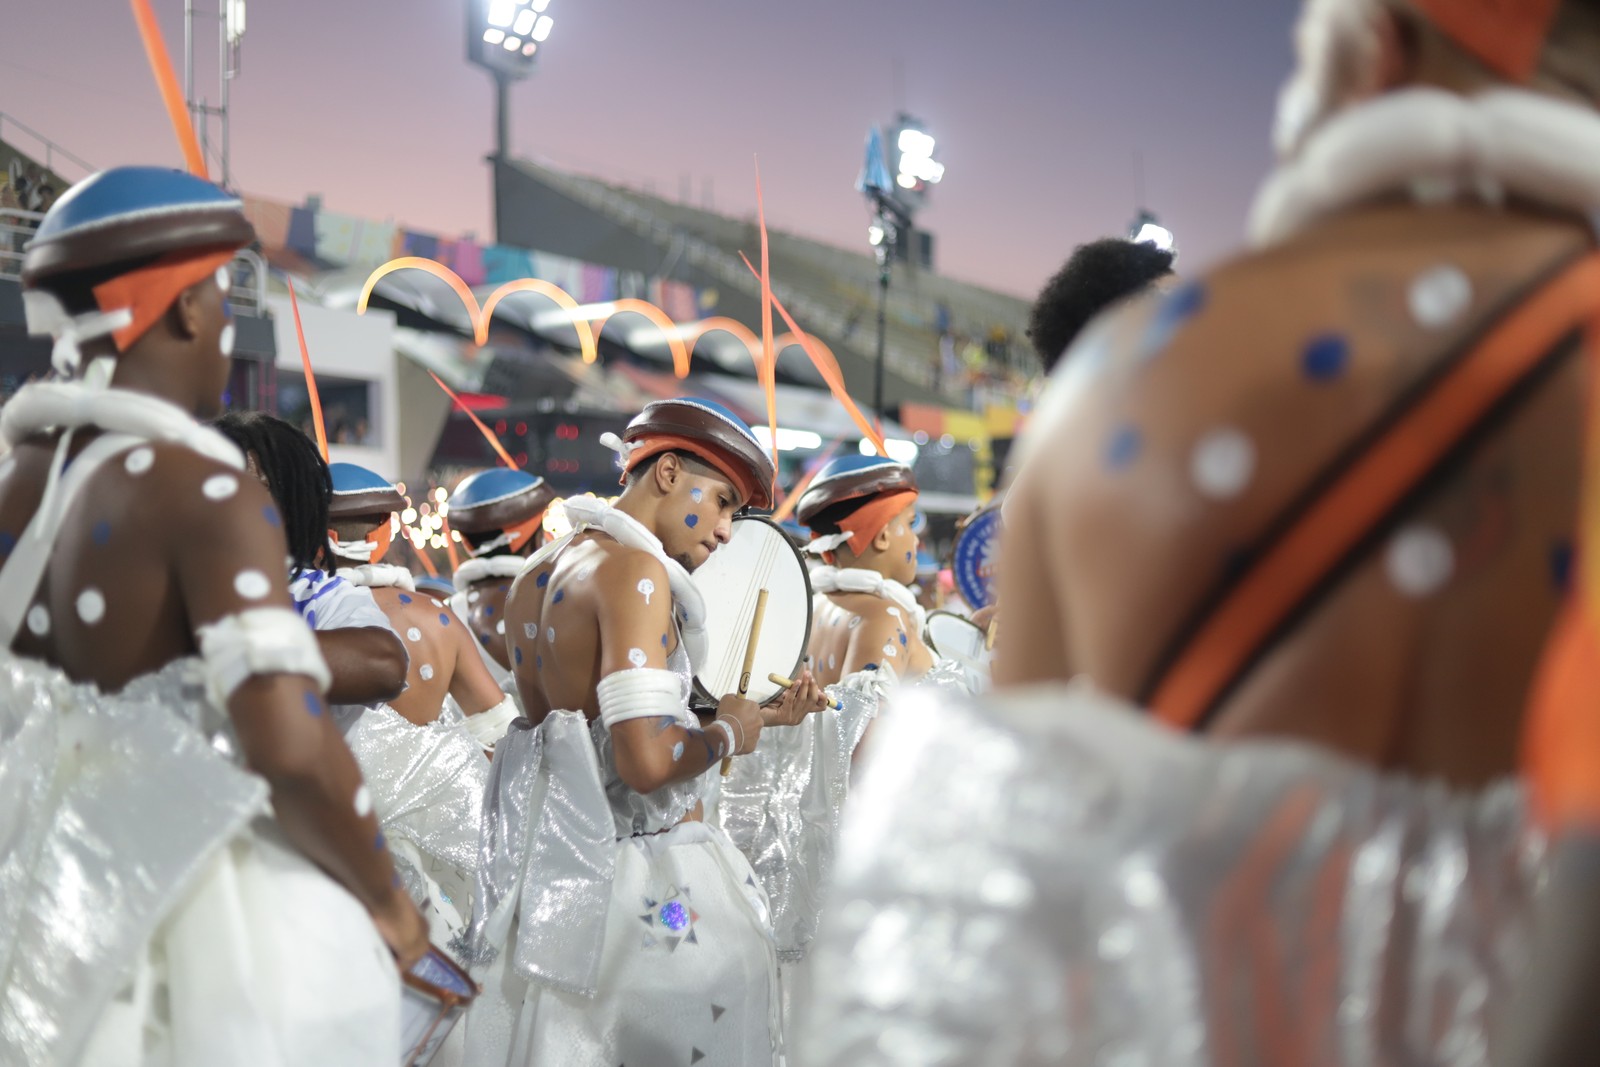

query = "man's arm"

[
  {"left": 317, "top": 627, "right": 408, "bottom": 704},
  {"left": 171, "top": 457, "right": 425, "bottom": 966},
  {"left": 597, "top": 552, "right": 762, "bottom": 794}
]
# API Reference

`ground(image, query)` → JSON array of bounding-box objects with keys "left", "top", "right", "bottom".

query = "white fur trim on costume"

[
  {"left": 803, "top": 531, "right": 853, "bottom": 555},
  {"left": 811, "top": 566, "right": 926, "bottom": 634},
  {"left": 336, "top": 563, "right": 416, "bottom": 592},
  {"left": 196, "top": 607, "right": 332, "bottom": 706},
  {"left": 597, "top": 668, "right": 690, "bottom": 732},
  {"left": 559, "top": 496, "right": 708, "bottom": 670},
  {"left": 464, "top": 693, "right": 520, "bottom": 750},
  {"left": 23, "top": 288, "right": 135, "bottom": 377},
  {"left": 1251, "top": 88, "right": 1600, "bottom": 247},
  {"left": 0, "top": 381, "right": 244, "bottom": 469},
  {"left": 453, "top": 555, "right": 527, "bottom": 592}
]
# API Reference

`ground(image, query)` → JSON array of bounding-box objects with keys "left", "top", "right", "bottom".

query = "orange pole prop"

[
  {"left": 428, "top": 370, "right": 519, "bottom": 470},
  {"left": 286, "top": 279, "right": 329, "bottom": 462},
  {"left": 440, "top": 513, "right": 463, "bottom": 570},
  {"left": 408, "top": 529, "right": 440, "bottom": 577},
  {"left": 753, "top": 159, "right": 781, "bottom": 501},
  {"left": 130, "top": 0, "right": 207, "bottom": 178}
]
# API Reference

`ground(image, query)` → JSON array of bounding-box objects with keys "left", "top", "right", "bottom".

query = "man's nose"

[{"left": 713, "top": 517, "right": 733, "bottom": 545}]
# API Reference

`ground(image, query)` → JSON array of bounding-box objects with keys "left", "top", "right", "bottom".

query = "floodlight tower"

[
  {"left": 184, "top": 0, "right": 247, "bottom": 189},
  {"left": 858, "top": 112, "right": 946, "bottom": 420},
  {"left": 467, "top": 0, "right": 554, "bottom": 164}
]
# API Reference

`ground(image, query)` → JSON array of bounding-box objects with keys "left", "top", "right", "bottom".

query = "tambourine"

[
  {"left": 688, "top": 516, "right": 813, "bottom": 710},
  {"left": 925, "top": 610, "right": 992, "bottom": 675},
  {"left": 402, "top": 945, "right": 479, "bottom": 1066},
  {"left": 952, "top": 505, "right": 1001, "bottom": 610}
]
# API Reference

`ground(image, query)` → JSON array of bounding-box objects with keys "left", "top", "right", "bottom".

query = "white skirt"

[
  {"left": 82, "top": 821, "right": 401, "bottom": 1067},
  {"left": 464, "top": 820, "right": 780, "bottom": 1067}
]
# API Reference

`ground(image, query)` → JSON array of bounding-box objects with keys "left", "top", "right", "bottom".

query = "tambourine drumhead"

[
  {"left": 689, "top": 516, "right": 812, "bottom": 706},
  {"left": 925, "top": 611, "right": 990, "bottom": 668},
  {"left": 401, "top": 945, "right": 478, "bottom": 1066},
  {"left": 953, "top": 506, "right": 1001, "bottom": 610}
]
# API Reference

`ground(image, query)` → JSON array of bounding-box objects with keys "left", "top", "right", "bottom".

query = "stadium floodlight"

[
  {"left": 468, "top": 0, "right": 550, "bottom": 82},
  {"left": 894, "top": 124, "right": 945, "bottom": 190}
]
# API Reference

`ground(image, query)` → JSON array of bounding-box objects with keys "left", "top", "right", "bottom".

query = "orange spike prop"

[
  {"left": 739, "top": 252, "right": 887, "bottom": 457},
  {"left": 286, "top": 279, "right": 329, "bottom": 462},
  {"left": 130, "top": 0, "right": 207, "bottom": 178},
  {"left": 439, "top": 513, "right": 463, "bottom": 570},
  {"left": 427, "top": 370, "right": 518, "bottom": 470},
  {"left": 752, "top": 160, "right": 782, "bottom": 502},
  {"left": 408, "top": 528, "right": 440, "bottom": 577}
]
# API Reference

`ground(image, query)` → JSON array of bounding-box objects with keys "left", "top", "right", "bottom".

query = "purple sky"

[{"left": 3, "top": 1, "right": 1297, "bottom": 299}]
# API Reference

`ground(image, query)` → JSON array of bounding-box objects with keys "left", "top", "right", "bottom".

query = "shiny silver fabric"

[
  {"left": 797, "top": 683, "right": 1545, "bottom": 1067},
  {"left": 719, "top": 674, "right": 879, "bottom": 961},
  {"left": 0, "top": 654, "right": 267, "bottom": 1066},
  {"left": 343, "top": 702, "right": 489, "bottom": 905}
]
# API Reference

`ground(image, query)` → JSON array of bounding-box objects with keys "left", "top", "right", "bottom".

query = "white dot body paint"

[
  {"left": 546, "top": 626, "right": 555, "bottom": 643},
  {"left": 419, "top": 664, "right": 435, "bottom": 681},
  {"left": 1409, "top": 265, "right": 1472, "bottom": 329},
  {"left": 406, "top": 627, "right": 422, "bottom": 642},
  {"left": 76, "top": 588, "right": 106, "bottom": 625},
  {"left": 218, "top": 323, "right": 236, "bottom": 359},
  {"left": 637, "top": 578, "right": 656, "bottom": 605},
  {"left": 26, "top": 605, "right": 48, "bottom": 636},
  {"left": 353, "top": 785, "right": 372, "bottom": 817},
  {"left": 1191, "top": 428, "right": 1257, "bottom": 500},
  {"left": 672, "top": 741, "right": 685, "bottom": 761},
  {"left": 215, "top": 265, "right": 232, "bottom": 294},
  {"left": 829, "top": 654, "right": 838, "bottom": 671},
  {"left": 202, "top": 474, "right": 239, "bottom": 501},
  {"left": 690, "top": 488, "right": 704, "bottom": 503},
  {"left": 524, "top": 623, "right": 540, "bottom": 639},
  {"left": 884, "top": 643, "right": 898, "bottom": 659},
  {"left": 496, "top": 620, "right": 506, "bottom": 635},
  {"left": 234, "top": 569, "right": 271, "bottom": 599},
  {"left": 628, "top": 647, "right": 647, "bottom": 667},
  {"left": 848, "top": 616, "right": 862, "bottom": 630},
  {"left": 468, "top": 591, "right": 481, "bottom": 604},
  {"left": 124, "top": 448, "right": 154, "bottom": 476},
  {"left": 1386, "top": 524, "right": 1455, "bottom": 598},
  {"left": 886, "top": 606, "right": 901, "bottom": 618},
  {"left": 577, "top": 565, "right": 595, "bottom": 583}
]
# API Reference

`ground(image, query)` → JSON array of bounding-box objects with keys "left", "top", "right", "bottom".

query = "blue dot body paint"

[
  {"left": 900, "top": 632, "right": 908, "bottom": 646},
  {"left": 0, "top": 532, "right": 17, "bottom": 554},
  {"left": 690, "top": 487, "right": 704, "bottom": 503},
  {"left": 375, "top": 832, "right": 386, "bottom": 851},
  {"left": 661, "top": 633, "right": 668, "bottom": 647},
  {"left": 485, "top": 604, "right": 496, "bottom": 617},
  {"left": 514, "top": 646, "right": 524, "bottom": 666},
  {"left": 304, "top": 692, "right": 324, "bottom": 717},
  {"left": 92, "top": 521, "right": 111, "bottom": 547},
  {"left": 536, "top": 655, "right": 544, "bottom": 671},
  {"left": 398, "top": 594, "right": 412, "bottom": 605},
  {"left": 263, "top": 505, "right": 281, "bottom": 527},
  {"left": 480, "top": 633, "right": 491, "bottom": 648},
  {"left": 1105, "top": 426, "right": 1143, "bottom": 470},
  {"left": 500, "top": 584, "right": 511, "bottom": 593},
  {"left": 439, "top": 613, "right": 451, "bottom": 626},
  {"left": 863, "top": 663, "right": 880, "bottom": 671},
  {"left": 1551, "top": 541, "right": 1575, "bottom": 593},
  {"left": 1302, "top": 334, "right": 1350, "bottom": 382},
  {"left": 552, "top": 590, "right": 564, "bottom": 605},
  {"left": 537, "top": 572, "right": 550, "bottom": 588},
  {"left": 905, "top": 551, "right": 913, "bottom": 562},
  {"left": 685, "top": 514, "right": 700, "bottom": 529},
  {"left": 1140, "top": 282, "right": 1207, "bottom": 359}
]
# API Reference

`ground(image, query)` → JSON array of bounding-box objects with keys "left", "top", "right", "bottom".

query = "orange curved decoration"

[
  {"left": 482, "top": 278, "right": 598, "bottom": 365},
  {"left": 687, "top": 317, "right": 762, "bottom": 368},
  {"left": 593, "top": 298, "right": 691, "bottom": 378},
  {"left": 131, "top": 0, "right": 206, "bottom": 178},
  {"left": 356, "top": 258, "right": 598, "bottom": 365}
]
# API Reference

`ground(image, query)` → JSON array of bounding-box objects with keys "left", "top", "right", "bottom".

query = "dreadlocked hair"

[{"left": 211, "top": 411, "right": 332, "bottom": 577}]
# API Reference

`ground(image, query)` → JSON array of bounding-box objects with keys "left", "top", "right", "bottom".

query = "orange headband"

[
  {"left": 832, "top": 489, "right": 919, "bottom": 557},
  {"left": 92, "top": 248, "right": 236, "bottom": 352},
  {"left": 1409, "top": 0, "right": 1561, "bottom": 82},
  {"left": 621, "top": 434, "right": 762, "bottom": 509}
]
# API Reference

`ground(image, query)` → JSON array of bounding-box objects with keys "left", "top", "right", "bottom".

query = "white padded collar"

[
  {"left": 811, "top": 565, "right": 926, "bottom": 634},
  {"left": 336, "top": 563, "right": 416, "bottom": 592},
  {"left": 454, "top": 554, "right": 528, "bottom": 591}
]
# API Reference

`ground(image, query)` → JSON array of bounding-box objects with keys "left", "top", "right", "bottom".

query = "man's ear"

[
  {"left": 169, "top": 283, "right": 206, "bottom": 341},
  {"left": 652, "top": 453, "right": 681, "bottom": 495},
  {"left": 871, "top": 523, "right": 894, "bottom": 552}
]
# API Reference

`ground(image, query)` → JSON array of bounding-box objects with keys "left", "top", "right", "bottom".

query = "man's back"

[{"left": 1006, "top": 201, "right": 1593, "bottom": 787}]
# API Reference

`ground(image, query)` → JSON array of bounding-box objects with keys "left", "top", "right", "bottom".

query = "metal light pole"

[{"left": 467, "top": 0, "right": 554, "bottom": 238}]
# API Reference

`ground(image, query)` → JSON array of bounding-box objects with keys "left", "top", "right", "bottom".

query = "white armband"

[
  {"left": 596, "top": 668, "right": 686, "bottom": 732},
  {"left": 465, "top": 693, "right": 521, "bottom": 750},
  {"left": 196, "top": 607, "right": 332, "bottom": 707}
]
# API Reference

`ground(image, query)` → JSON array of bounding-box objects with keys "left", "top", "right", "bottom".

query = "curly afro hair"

[{"left": 1028, "top": 238, "right": 1175, "bottom": 374}]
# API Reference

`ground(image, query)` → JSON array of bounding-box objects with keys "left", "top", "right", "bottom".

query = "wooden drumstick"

[
  {"left": 722, "top": 587, "right": 769, "bottom": 776},
  {"left": 768, "top": 673, "right": 842, "bottom": 711}
]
